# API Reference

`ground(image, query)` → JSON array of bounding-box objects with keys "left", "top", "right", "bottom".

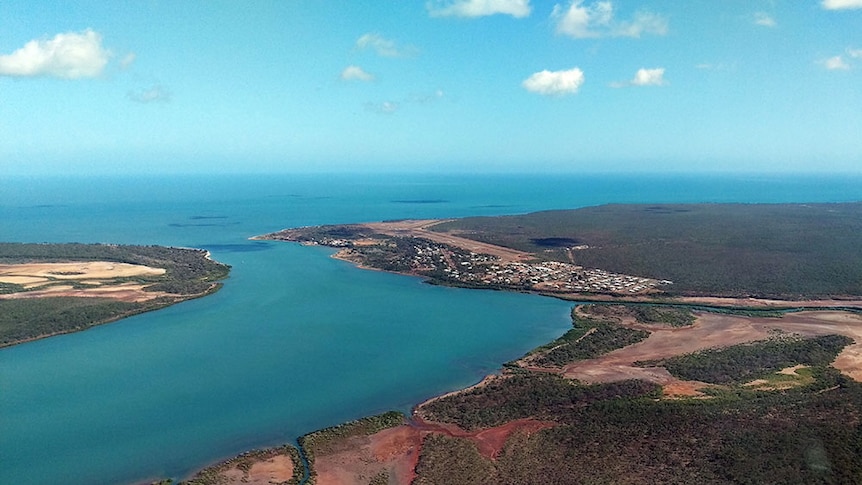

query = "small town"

[
  {"left": 399, "top": 239, "right": 665, "bottom": 294},
  {"left": 288, "top": 231, "right": 667, "bottom": 296}
]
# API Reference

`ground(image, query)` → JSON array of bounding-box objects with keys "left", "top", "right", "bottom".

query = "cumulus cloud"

[
  {"left": 522, "top": 67, "right": 585, "bottom": 95},
  {"left": 552, "top": 1, "right": 667, "bottom": 39},
  {"left": 848, "top": 47, "right": 862, "bottom": 58},
  {"left": 632, "top": 67, "right": 665, "bottom": 85},
  {"left": 754, "top": 12, "right": 776, "bottom": 27},
  {"left": 340, "top": 65, "right": 374, "bottom": 82},
  {"left": 821, "top": 0, "right": 862, "bottom": 9},
  {"left": 355, "top": 33, "right": 417, "bottom": 58},
  {"left": 611, "top": 67, "right": 666, "bottom": 87},
  {"left": 427, "top": 0, "right": 531, "bottom": 18},
  {"left": 0, "top": 29, "right": 109, "bottom": 79},
  {"left": 127, "top": 85, "right": 171, "bottom": 103}
]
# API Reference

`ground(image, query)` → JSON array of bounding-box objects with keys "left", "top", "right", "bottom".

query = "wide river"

[{"left": 1, "top": 173, "right": 860, "bottom": 484}]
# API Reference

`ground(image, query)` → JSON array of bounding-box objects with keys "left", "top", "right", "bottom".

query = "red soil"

[{"left": 313, "top": 417, "right": 555, "bottom": 485}]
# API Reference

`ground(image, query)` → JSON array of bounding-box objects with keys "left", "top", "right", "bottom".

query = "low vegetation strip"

[
  {"left": 533, "top": 318, "right": 649, "bottom": 367},
  {"left": 524, "top": 305, "right": 650, "bottom": 368},
  {"left": 595, "top": 303, "right": 696, "bottom": 327}
]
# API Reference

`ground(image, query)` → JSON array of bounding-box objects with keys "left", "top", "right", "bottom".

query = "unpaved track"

[{"left": 364, "top": 220, "right": 533, "bottom": 262}]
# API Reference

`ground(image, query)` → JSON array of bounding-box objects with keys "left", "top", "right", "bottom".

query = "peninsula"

[
  {"left": 0, "top": 243, "right": 230, "bottom": 347},
  {"left": 255, "top": 202, "right": 862, "bottom": 308},
  {"left": 170, "top": 202, "right": 862, "bottom": 483}
]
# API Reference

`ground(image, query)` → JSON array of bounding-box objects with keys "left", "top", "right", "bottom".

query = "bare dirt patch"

[
  {"left": 189, "top": 450, "right": 297, "bottom": 485},
  {"left": 312, "top": 417, "right": 555, "bottom": 485},
  {"left": 217, "top": 455, "right": 294, "bottom": 485},
  {"left": 0, "top": 275, "right": 50, "bottom": 286},
  {"left": 314, "top": 425, "right": 421, "bottom": 485},
  {"left": 0, "top": 261, "right": 169, "bottom": 302},
  {"left": 0, "top": 261, "right": 165, "bottom": 283},
  {"left": 662, "top": 379, "right": 710, "bottom": 397},
  {"left": 0, "top": 283, "right": 168, "bottom": 303},
  {"left": 560, "top": 310, "right": 862, "bottom": 389}
]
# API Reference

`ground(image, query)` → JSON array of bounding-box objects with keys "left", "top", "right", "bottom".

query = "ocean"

[{"left": 1, "top": 172, "right": 860, "bottom": 484}]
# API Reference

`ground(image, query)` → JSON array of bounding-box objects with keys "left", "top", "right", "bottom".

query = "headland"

[
  {"left": 190, "top": 202, "right": 862, "bottom": 485},
  {"left": 0, "top": 242, "right": 230, "bottom": 347}
]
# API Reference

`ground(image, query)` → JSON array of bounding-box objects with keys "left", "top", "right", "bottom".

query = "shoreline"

[
  {"left": 176, "top": 209, "right": 862, "bottom": 482},
  {"left": 254, "top": 218, "right": 862, "bottom": 313},
  {"left": 0, "top": 243, "right": 230, "bottom": 349},
  {"left": 327, "top": 244, "right": 862, "bottom": 312},
  {"left": 0, "top": 282, "right": 224, "bottom": 350}
]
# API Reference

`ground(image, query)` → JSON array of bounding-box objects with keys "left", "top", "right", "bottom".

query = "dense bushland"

[
  {"left": 415, "top": 367, "right": 862, "bottom": 484},
  {"left": 433, "top": 203, "right": 862, "bottom": 298},
  {"left": 640, "top": 334, "right": 853, "bottom": 384},
  {"left": 421, "top": 374, "right": 659, "bottom": 430},
  {"left": 0, "top": 297, "right": 144, "bottom": 346}
]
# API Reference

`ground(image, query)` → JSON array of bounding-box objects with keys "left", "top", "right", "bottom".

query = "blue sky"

[{"left": 1, "top": 1, "right": 860, "bottom": 174}]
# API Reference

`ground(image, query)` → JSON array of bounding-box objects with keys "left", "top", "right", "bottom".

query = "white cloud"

[
  {"left": 127, "top": 85, "right": 171, "bottom": 103},
  {"left": 340, "top": 65, "right": 374, "bottom": 82},
  {"left": 0, "top": 29, "right": 110, "bottom": 79},
  {"left": 822, "top": 0, "right": 862, "bottom": 9},
  {"left": 754, "top": 12, "right": 776, "bottom": 27},
  {"left": 427, "top": 0, "right": 531, "bottom": 18},
  {"left": 552, "top": 1, "right": 667, "bottom": 39},
  {"left": 355, "top": 33, "right": 417, "bottom": 58},
  {"left": 632, "top": 67, "right": 665, "bottom": 85},
  {"left": 611, "top": 67, "right": 666, "bottom": 87},
  {"left": 848, "top": 47, "right": 862, "bottom": 58},
  {"left": 522, "top": 67, "right": 585, "bottom": 95}
]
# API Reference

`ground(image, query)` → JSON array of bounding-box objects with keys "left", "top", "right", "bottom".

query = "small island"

[{"left": 0, "top": 242, "right": 230, "bottom": 347}]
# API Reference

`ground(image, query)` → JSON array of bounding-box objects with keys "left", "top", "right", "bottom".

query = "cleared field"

[
  {"left": 0, "top": 262, "right": 170, "bottom": 302},
  {"left": 557, "top": 310, "right": 862, "bottom": 393},
  {"left": 307, "top": 415, "right": 553, "bottom": 485},
  {"left": 0, "top": 243, "right": 230, "bottom": 347},
  {"left": 0, "top": 261, "right": 165, "bottom": 282}
]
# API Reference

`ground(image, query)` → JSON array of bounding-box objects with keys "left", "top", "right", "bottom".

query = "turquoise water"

[{"left": 1, "top": 173, "right": 860, "bottom": 484}]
